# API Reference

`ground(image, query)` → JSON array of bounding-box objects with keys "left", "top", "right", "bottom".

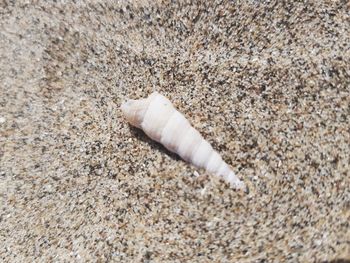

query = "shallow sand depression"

[{"left": 0, "top": 1, "right": 349, "bottom": 262}]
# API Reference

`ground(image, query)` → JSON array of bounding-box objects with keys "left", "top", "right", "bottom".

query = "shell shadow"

[{"left": 128, "top": 125, "right": 181, "bottom": 162}]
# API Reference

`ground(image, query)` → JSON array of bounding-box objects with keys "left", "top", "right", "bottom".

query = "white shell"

[{"left": 121, "top": 92, "right": 245, "bottom": 190}]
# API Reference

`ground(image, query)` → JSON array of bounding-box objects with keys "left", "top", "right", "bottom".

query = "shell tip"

[
  {"left": 232, "top": 180, "right": 247, "bottom": 192},
  {"left": 227, "top": 172, "right": 246, "bottom": 191}
]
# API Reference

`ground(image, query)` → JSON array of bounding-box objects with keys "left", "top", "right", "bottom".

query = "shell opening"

[{"left": 121, "top": 98, "right": 150, "bottom": 128}]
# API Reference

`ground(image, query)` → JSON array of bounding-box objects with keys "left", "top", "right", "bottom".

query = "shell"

[{"left": 121, "top": 92, "right": 245, "bottom": 190}]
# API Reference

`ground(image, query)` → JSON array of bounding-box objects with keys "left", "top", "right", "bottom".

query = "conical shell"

[{"left": 121, "top": 92, "right": 245, "bottom": 190}]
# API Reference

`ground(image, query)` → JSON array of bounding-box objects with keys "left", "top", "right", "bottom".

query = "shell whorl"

[{"left": 121, "top": 92, "right": 245, "bottom": 190}]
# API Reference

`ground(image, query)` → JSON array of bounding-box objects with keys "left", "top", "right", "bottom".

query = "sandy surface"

[{"left": 1, "top": 1, "right": 349, "bottom": 262}]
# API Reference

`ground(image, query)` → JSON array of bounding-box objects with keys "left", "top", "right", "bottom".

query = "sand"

[{"left": 1, "top": 1, "right": 349, "bottom": 262}]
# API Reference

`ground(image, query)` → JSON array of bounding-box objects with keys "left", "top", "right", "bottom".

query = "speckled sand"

[{"left": 1, "top": 1, "right": 349, "bottom": 262}]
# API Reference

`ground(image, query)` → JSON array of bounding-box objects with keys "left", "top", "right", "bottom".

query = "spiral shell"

[{"left": 121, "top": 92, "right": 245, "bottom": 190}]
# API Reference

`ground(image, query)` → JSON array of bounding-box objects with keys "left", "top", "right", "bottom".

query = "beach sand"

[{"left": 1, "top": 1, "right": 349, "bottom": 262}]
